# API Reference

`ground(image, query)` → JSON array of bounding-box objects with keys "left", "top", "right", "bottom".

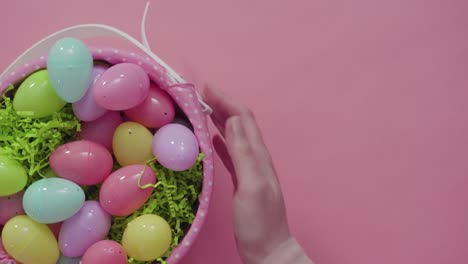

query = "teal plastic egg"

[
  {"left": 47, "top": 37, "right": 93, "bottom": 103},
  {"left": 23, "top": 178, "right": 85, "bottom": 224}
]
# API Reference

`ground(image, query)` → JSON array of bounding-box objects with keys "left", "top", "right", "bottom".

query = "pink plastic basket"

[{"left": 0, "top": 24, "right": 214, "bottom": 264}]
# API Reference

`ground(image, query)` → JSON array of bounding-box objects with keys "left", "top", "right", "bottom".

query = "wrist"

[{"left": 243, "top": 237, "right": 313, "bottom": 264}]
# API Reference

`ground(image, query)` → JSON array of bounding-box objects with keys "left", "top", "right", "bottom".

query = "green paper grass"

[
  {"left": 1, "top": 84, "right": 204, "bottom": 264},
  {"left": 86, "top": 155, "right": 204, "bottom": 264},
  {"left": 0, "top": 85, "right": 80, "bottom": 183}
]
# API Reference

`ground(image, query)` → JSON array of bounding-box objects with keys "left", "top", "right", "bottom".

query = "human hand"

[{"left": 204, "top": 86, "right": 312, "bottom": 264}]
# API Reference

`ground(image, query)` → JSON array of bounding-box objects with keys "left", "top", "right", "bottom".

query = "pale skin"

[{"left": 203, "top": 86, "right": 313, "bottom": 264}]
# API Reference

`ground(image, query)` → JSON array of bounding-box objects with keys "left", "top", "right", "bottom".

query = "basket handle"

[{"left": 0, "top": 1, "right": 213, "bottom": 114}]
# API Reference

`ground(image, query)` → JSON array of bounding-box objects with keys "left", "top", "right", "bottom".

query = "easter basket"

[{"left": 0, "top": 5, "right": 214, "bottom": 264}]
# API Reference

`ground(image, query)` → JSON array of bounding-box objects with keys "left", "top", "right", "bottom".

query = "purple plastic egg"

[
  {"left": 72, "top": 65, "right": 108, "bottom": 121},
  {"left": 0, "top": 191, "right": 25, "bottom": 225},
  {"left": 172, "top": 117, "right": 193, "bottom": 130},
  {"left": 152, "top": 124, "right": 199, "bottom": 171},
  {"left": 78, "top": 111, "right": 123, "bottom": 151},
  {"left": 59, "top": 201, "right": 111, "bottom": 257},
  {"left": 93, "top": 63, "right": 150, "bottom": 110}
]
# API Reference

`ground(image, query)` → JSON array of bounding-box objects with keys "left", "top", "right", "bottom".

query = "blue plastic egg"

[
  {"left": 47, "top": 37, "right": 93, "bottom": 102},
  {"left": 23, "top": 178, "right": 85, "bottom": 224}
]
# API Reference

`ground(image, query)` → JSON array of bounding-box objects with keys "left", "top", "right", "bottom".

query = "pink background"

[{"left": 1, "top": 0, "right": 468, "bottom": 263}]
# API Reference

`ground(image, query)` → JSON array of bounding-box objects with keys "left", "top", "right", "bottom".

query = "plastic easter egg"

[
  {"left": 81, "top": 240, "right": 127, "bottom": 264},
  {"left": 78, "top": 111, "right": 123, "bottom": 151},
  {"left": 23, "top": 178, "right": 85, "bottom": 224},
  {"left": 0, "top": 156, "right": 27, "bottom": 197},
  {"left": 72, "top": 65, "right": 108, "bottom": 121},
  {"left": 99, "top": 165, "right": 155, "bottom": 216},
  {"left": 48, "top": 222, "right": 62, "bottom": 240},
  {"left": 0, "top": 191, "right": 25, "bottom": 225},
  {"left": 57, "top": 255, "right": 81, "bottom": 264},
  {"left": 12, "top": 70, "right": 66, "bottom": 118},
  {"left": 152, "top": 124, "right": 199, "bottom": 171},
  {"left": 47, "top": 37, "right": 93, "bottom": 102},
  {"left": 93, "top": 63, "right": 150, "bottom": 110},
  {"left": 1, "top": 215, "right": 59, "bottom": 264},
  {"left": 124, "top": 84, "right": 175, "bottom": 128},
  {"left": 172, "top": 117, "right": 193, "bottom": 130},
  {"left": 43, "top": 167, "right": 58, "bottom": 178},
  {"left": 0, "top": 239, "right": 15, "bottom": 262},
  {"left": 49, "top": 140, "right": 113, "bottom": 185},
  {"left": 122, "top": 214, "right": 172, "bottom": 261},
  {"left": 59, "top": 201, "right": 111, "bottom": 257},
  {"left": 112, "top": 122, "right": 154, "bottom": 166}
]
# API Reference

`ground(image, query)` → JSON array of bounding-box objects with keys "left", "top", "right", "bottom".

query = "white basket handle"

[{"left": 0, "top": 0, "right": 213, "bottom": 114}]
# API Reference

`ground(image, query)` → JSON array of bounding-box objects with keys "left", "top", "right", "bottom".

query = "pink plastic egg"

[
  {"left": 152, "top": 124, "right": 199, "bottom": 171},
  {"left": 59, "top": 201, "right": 111, "bottom": 257},
  {"left": 99, "top": 165, "right": 156, "bottom": 216},
  {"left": 49, "top": 140, "right": 113, "bottom": 185},
  {"left": 78, "top": 111, "right": 123, "bottom": 151},
  {"left": 124, "top": 84, "right": 175, "bottom": 128},
  {"left": 0, "top": 191, "right": 25, "bottom": 225},
  {"left": 81, "top": 240, "right": 127, "bottom": 264},
  {"left": 72, "top": 65, "right": 108, "bottom": 121},
  {"left": 93, "top": 63, "right": 150, "bottom": 110}
]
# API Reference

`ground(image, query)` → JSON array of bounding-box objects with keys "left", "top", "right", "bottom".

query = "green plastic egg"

[
  {"left": 0, "top": 156, "right": 27, "bottom": 197},
  {"left": 13, "top": 70, "right": 66, "bottom": 118}
]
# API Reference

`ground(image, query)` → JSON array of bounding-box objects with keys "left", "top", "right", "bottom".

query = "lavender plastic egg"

[
  {"left": 152, "top": 124, "right": 199, "bottom": 171},
  {"left": 172, "top": 117, "right": 193, "bottom": 130},
  {"left": 59, "top": 201, "right": 111, "bottom": 257},
  {"left": 72, "top": 65, "right": 108, "bottom": 121}
]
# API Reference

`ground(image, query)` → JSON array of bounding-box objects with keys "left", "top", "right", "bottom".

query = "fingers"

[
  {"left": 212, "top": 135, "right": 237, "bottom": 188},
  {"left": 224, "top": 116, "right": 259, "bottom": 190},
  {"left": 205, "top": 85, "right": 278, "bottom": 190},
  {"left": 211, "top": 114, "right": 226, "bottom": 137},
  {"left": 203, "top": 85, "right": 245, "bottom": 136},
  {"left": 239, "top": 110, "right": 274, "bottom": 167}
]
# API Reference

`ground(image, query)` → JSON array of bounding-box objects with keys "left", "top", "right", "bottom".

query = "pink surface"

[{"left": 1, "top": 0, "right": 468, "bottom": 263}]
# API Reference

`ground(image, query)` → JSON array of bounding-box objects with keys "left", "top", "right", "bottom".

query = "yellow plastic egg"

[
  {"left": 1, "top": 215, "right": 59, "bottom": 264},
  {"left": 112, "top": 122, "right": 154, "bottom": 166},
  {"left": 122, "top": 214, "right": 172, "bottom": 261}
]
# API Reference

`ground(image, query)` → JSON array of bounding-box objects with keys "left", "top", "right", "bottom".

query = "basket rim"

[{"left": 0, "top": 47, "right": 215, "bottom": 264}]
